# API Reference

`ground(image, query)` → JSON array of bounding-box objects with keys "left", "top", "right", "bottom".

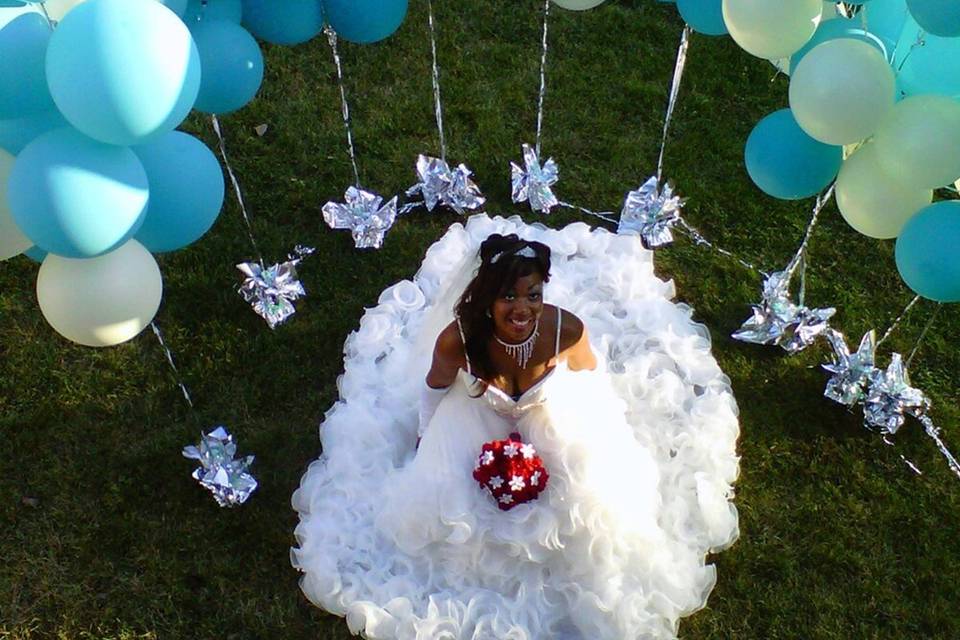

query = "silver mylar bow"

[
  {"left": 864, "top": 354, "right": 930, "bottom": 435},
  {"left": 617, "top": 176, "right": 684, "bottom": 248},
  {"left": 182, "top": 426, "right": 258, "bottom": 507},
  {"left": 822, "top": 329, "right": 878, "bottom": 406},
  {"left": 510, "top": 143, "right": 558, "bottom": 213},
  {"left": 732, "top": 270, "right": 835, "bottom": 353},
  {"left": 237, "top": 246, "right": 314, "bottom": 329},
  {"left": 405, "top": 155, "right": 485, "bottom": 214},
  {"left": 323, "top": 186, "right": 399, "bottom": 249}
]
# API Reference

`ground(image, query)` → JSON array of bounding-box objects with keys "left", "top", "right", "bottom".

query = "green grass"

[{"left": 2, "top": 1, "right": 959, "bottom": 638}]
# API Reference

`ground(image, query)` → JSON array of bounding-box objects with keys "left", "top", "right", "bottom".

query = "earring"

[{"left": 485, "top": 309, "right": 492, "bottom": 318}]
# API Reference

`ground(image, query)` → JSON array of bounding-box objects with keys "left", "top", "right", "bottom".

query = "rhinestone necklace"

[{"left": 494, "top": 318, "right": 540, "bottom": 369}]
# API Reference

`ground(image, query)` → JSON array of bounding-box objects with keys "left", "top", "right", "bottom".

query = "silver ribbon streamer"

[
  {"left": 511, "top": 143, "right": 559, "bottom": 213},
  {"left": 323, "top": 186, "right": 399, "bottom": 249},
  {"left": 183, "top": 426, "right": 258, "bottom": 507},
  {"left": 426, "top": 0, "right": 447, "bottom": 162},
  {"left": 617, "top": 175, "right": 684, "bottom": 248},
  {"left": 212, "top": 114, "right": 263, "bottom": 265},
  {"left": 876, "top": 295, "right": 921, "bottom": 347},
  {"left": 237, "top": 246, "right": 315, "bottom": 328},
  {"left": 657, "top": 26, "right": 691, "bottom": 182},
  {"left": 150, "top": 321, "right": 194, "bottom": 408},
  {"left": 822, "top": 329, "right": 877, "bottom": 407},
  {"left": 917, "top": 414, "right": 960, "bottom": 480},
  {"left": 405, "top": 155, "right": 485, "bottom": 214},
  {"left": 784, "top": 184, "right": 835, "bottom": 280},
  {"left": 325, "top": 25, "right": 362, "bottom": 187},
  {"left": 535, "top": 0, "right": 550, "bottom": 157}
]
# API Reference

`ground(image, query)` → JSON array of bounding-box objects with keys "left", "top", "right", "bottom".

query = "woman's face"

[{"left": 491, "top": 272, "right": 545, "bottom": 341}]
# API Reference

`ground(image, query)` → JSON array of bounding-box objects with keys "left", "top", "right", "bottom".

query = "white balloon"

[
  {"left": 0, "top": 149, "right": 31, "bottom": 260},
  {"left": 722, "top": 0, "right": 822, "bottom": 59},
  {"left": 550, "top": 0, "right": 606, "bottom": 10},
  {"left": 36, "top": 239, "right": 163, "bottom": 347}
]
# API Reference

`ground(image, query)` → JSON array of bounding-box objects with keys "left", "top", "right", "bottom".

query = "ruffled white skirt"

[{"left": 292, "top": 214, "right": 740, "bottom": 639}]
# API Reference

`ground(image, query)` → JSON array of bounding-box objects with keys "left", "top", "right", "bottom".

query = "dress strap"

[
  {"left": 456, "top": 317, "right": 472, "bottom": 375},
  {"left": 555, "top": 307, "right": 562, "bottom": 358}
]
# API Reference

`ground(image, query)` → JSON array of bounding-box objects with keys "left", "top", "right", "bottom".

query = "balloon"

[
  {"left": 38, "top": 0, "right": 186, "bottom": 20},
  {"left": 36, "top": 239, "right": 163, "bottom": 347},
  {"left": 133, "top": 131, "right": 225, "bottom": 252},
  {"left": 789, "top": 18, "right": 887, "bottom": 71},
  {"left": 324, "top": 0, "right": 407, "bottom": 44},
  {"left": 45, "top": 0, "right": 201, "bottom": 146},
  {"left": 0, "top": 108, "right": 67, "bottom": 154},
  {"left": 721, "top": 0, "right": 822, "bottom": 59},
  {"left": 23, "top": 245, "right": 46, "bottom": 263},
  {"left": 0, "top": 148, "right": 31, "bottom": 260},
  {"left": 241, "top": 0, "right": 323, "bottom": 45},
  {"left": 745, "top": 109, "right": 842, "bottom": 200},
  {"left": 191, "top": 20, "right": 263, "bottom": 114},
  {"left": 896, "top": 201, "right": 960, "bottom": 302},
  {"left": 873, "top": 95, "right": 960, "bottom": 189},
  {"left": 0, "top": 11, "right": 54, "bottom": 118},
  {"left": 677, "top": 0, "right": 726, "bottom": 36},
  {"left": 863, "top": 0, "right": 911, "bottom": 55},
  {"left": 8, "top": 127, "right": 149, "bottom": 258},
  {"left": 789, "top": 39, "right": 895, "bottom": 145},
  {"left": 906, "top": 0, "right": 960, "bottom": 37},
  {"left": 182, "top": 0, "right": 241, "bottom": 26},
  {"left": 0, "top": 2, "right": 40, "bottom": 29},
  {"left": 836, "top": 142, "right": 932, "bottom": 238},
  {"left": 551, "top": 0, "right": 606, "bottom": 9},
  {"left": 897, "top": 28, "right": 960, "bottom": 98}
]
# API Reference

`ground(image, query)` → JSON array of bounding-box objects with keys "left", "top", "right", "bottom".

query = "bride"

[{"left": 292, "top": 214, "right": 740, "bottom": 639}]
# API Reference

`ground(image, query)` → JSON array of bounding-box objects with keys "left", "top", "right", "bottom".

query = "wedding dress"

[{"left": 291, "top": 214, "right": 740, "bottom": 639}]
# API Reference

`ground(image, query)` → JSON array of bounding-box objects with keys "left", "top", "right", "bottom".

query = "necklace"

[{"left": 494, "top": 318, "right": 540, "bottom": 369}]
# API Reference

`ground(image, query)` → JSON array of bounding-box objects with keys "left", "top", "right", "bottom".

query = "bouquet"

[{"left": 473, "top": 432, "right": 549, "bottom": 510}]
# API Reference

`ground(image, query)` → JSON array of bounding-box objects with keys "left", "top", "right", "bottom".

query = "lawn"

[{"left": 1, "top": 1, "right": 958, "bottom": 638}]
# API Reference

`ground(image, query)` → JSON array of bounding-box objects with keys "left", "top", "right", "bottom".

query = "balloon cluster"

[
  {"left": 672, "top": 0, "right": 960, "bottom": 304},
  {"left": 0, "top": 0, "right": 408, "bottom": 347}
]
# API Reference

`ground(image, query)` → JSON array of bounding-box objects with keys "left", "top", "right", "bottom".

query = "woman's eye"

[
  {"left": 503, "top": 293, "right": 516, "bottom": 301},
  {"left": 529, "top": 293, "right": 541, "bottom": 301}
]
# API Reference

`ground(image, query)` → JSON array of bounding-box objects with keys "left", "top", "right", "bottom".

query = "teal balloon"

[
  {"left": 241, "top": 0, "right": 323, "bottom": 45},
  {"left": 0, "top": 12, "right": 54, "bottom": 118},
  {"left": 863, "top": 0, "right": 910, "bottom": 54},
  {"left": 192, "top": 20, "right": 263, "bottom": 114},
  {"left": 790, "top": 19, "right": 887, "bottom": 70},
  {"left": 182, "top": 0, "right": 241, "bottom": 25},
  {"left": 8, "top": 128, "right": 149, "bottom": 258},
  {"left": 745, "top": 109, "right": 842, "bottom": 200},
  {"left": 896, "top": 201, "right": 960, "bottom": 302},
  {"left": 907, "top": 0, "right": 960, "bottom": 36},
  {"left": 159, "top": 0, "right": 188, "bottom": 15},
  {"left": 45, "top": 0, "right": 201, "bottom": 146},
  {"left": 133, "top": 131, "right": 224, "bottom": 252},
  {"left": 0, "top": 108, "right": 66, "bottom": 154},
  {"left": 23, "top": 245, "right": 46, "bottom": 263},
  {"left": 676, "top": 0, "right": 726, "bottom": 36},
  {"left": 898, "top": 28, "right": 960, "bottom": 98},
  {"left": 325, "top": 0, "right": 407, "bottom": 44}
]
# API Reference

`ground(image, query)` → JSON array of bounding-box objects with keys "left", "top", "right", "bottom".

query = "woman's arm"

[
  {"left": 558, "top": 310, "right": 597, "bottom": 372},
  {"left": 425, "top": 321, "right": 466, "bottom": 389}
]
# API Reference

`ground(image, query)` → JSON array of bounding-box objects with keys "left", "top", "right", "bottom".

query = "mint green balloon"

[
  {"left": 551, "top": 0, "right": 606, "bottom": 9},
  {"left": 873, "top": 95, "right": 960, "bottom": 189},
  {"left": 721, "top": 0, "right": 822, "bottom": 59},
  {"left": 789, "top": 38, "right": 895, "bottom": 145},
  {"left": 836, "top": 142, "right": 932, "bottom": 239}
]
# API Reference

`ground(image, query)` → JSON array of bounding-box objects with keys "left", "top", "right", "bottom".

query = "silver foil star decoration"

[
  {"left": 237, "top": 246, "right": 315, "bottom": 329},
  {"left": 405, "top": 155, "right": 485, "bottom": 214},
  {"left": 182, "top": 426, "right": 258, "bottom": 507},
  {"left": 864, "top": 354, "right": 930, "bottom": 435},
  {"left": 323, "top": 186, "right": 399, "bottom": 249},
  {"left": 732, "top": 270, "right": 835, "bottom": 353},
  {"left": 510, "top": 143, "right": 558, "bottom": 213},
  {"left": 822, "top": 329, "right": 878, "bottom": 407},
  {"left": 617, "top": 176, "right": 684, "bottom": 248}
]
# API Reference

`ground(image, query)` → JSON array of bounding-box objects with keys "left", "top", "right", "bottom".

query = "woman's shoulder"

[
  {"left": 434, "top": 320, "right": 467, "bottom": 363},
  {"left": 551, "top": 305, "right": 585, "bottom": 351}
]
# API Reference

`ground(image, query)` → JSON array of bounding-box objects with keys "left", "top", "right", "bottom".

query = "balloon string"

[
  {"left": 917, "top": 414, "right": 960, "bottom": 481},
  {"left": 324, "top": 26, "right": 363, "bottom": 188},
  {"left": 785, "top": 183, "right": 835, "bottom": 280},
  {"left": 535, "top": 0, "right": 551, "bottom": 158},
  {"left": 676, "top": 218, "right": 767, "bottom": 276},
  {"left": 558, "top": 201, "right": 618, "bottom": 225},
  {"left": 876, "top": 295, "right": 921, "bottom": 348},
  {"left": 426, "top": 0, "right": 447, "bottom": 163},
  {"left": 906, "top": 303, "right": 941, "bottom": 368},
  {"left": 657, "top": 26, "right": 691, "bottom": 183},
  {"left": 38, "top": 2, "right": 55, "bottom": 27},
  {"left": 211, "top": 115, "right": 264, "bottom": 267},
  {"left": 150, "top": 321, "right": 194, "bottom": 409}
]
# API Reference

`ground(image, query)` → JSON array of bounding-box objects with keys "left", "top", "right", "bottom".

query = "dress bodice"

[{"left": 457, "top": 363, "right": 562, "bottom": 420}]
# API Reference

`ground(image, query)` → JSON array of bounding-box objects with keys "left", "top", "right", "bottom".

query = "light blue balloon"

[
  {"left": 23, "top": 245, "right": 46, "bottom": 263},
  {"left": 898, "top": 27, "right": 960, "bottom": 98},
  {"left": 896, "top": 201, "right": 960, "bottom": 302},
  {"left": 325, "top": 0, "right": 407, "bottom": 44},
  {"left": 863, "top": 0, "right": 910, "bottom": 54},
  {"left": 133, "top": 131, "right": 224, "bottom": 252},
  {"left": 45, "top": 0, "right": 201, "bottom": 146},
  {"left": 0, "top": 108, "right": 66, "bottom": 154},
  {"left": 241, "top": 0, "right": 322, "bottom": 45},
  {"left": 182, "top": 0, "right": 241, "bottom": 26},
  {"left": 159, "top": 0, "right": 188, "bottom": 15},
  {"left": 0, "top": 11, "right": 54, "bottom": 118},
  {"left": 790, "top": 19, "right": 888, "bottom": 69},
  {"left": 676, "top": 0, "right": 726, "bottom": 36},
  {"left": 192, "top": 20, "right": 263, "bottom": 114},
  {"left": 8, "top": 127, "right": 149, "bottom": 258},
  {"left": 907, "top": 0, "right": 960, "bottom": 36},
  {"left": 745, "top": 108, "right": 843, "bottom": 200}
]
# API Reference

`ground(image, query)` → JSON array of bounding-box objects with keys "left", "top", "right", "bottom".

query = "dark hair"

[{"left": 455, "top": 234, "right": 551, "bottom": 379}]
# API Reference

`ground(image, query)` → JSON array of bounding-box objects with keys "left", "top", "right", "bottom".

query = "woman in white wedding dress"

[{"left": 292, "top": 214, "right": 740, "bottom": 639}]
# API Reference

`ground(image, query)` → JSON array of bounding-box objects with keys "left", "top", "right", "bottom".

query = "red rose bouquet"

[{"left": 473, "top": 432, "right": 549, "bottom": 510}]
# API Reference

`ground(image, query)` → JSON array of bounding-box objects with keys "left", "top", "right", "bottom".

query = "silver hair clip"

[{"left": 490, "top": 245, "right": 537, "bottom": 264}]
